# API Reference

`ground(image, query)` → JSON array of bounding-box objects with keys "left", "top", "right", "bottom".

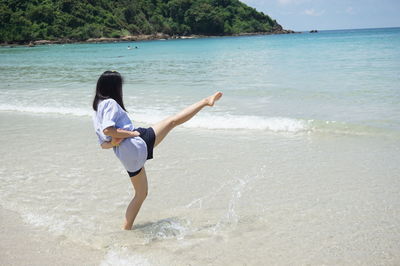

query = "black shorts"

[{"left": 127, "top": 127, "right": 156, "bottom": 178}]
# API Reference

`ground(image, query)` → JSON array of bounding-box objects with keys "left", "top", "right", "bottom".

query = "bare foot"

[
  {"left": 205, "top": 92, "right": 223, "bottom": 106},
  {"left": 123, "top": 222, "right": 132, "bottom": 230}
]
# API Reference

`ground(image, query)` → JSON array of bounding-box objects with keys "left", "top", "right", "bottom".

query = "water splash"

[{"left": 135, "top": 217, "right": 191, "bottom": 242}]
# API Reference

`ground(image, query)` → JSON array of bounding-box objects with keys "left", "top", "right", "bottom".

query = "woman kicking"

[{"left": 92, "top": 71, "right": 222, "bottom": 230}]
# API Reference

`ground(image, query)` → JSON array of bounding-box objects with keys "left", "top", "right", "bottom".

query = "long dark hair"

[{"left": 92, "top": 70, "right": 127, "bottom": 111}]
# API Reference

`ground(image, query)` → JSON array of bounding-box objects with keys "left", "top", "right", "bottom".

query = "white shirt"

[{"left": 92, "top": 98, "right": 147, "bottom": 172}]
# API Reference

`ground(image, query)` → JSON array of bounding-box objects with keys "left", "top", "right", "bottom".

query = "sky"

[{"left": 240, "top": 0, "right": 400, "bottom": 31}]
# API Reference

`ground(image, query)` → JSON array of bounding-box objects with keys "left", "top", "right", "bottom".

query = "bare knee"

[{"left": 135, "top": 189, "right": 148, "bottom": 201}]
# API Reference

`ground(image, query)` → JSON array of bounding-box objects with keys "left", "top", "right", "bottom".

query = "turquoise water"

[
  {"left": 1, "top": 27, "right": 399, "bottom": 135},
  {"left": 1, "top": 28, "right": 400, "bottom": 265}
]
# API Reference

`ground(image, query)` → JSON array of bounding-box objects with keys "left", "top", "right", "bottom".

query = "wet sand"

[{"left": 0, "top": 207, "right": 103, "bottom": 265}]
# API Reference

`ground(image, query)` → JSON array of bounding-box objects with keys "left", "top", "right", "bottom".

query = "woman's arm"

[
  {"left": 100, "top": 127, "right": 139, "bottom": 149},
  {"left": 100, "top": 138, "right": 124, "bottom": 149},
  {"left": 100, "top": 137, "right": 123, "bottom": 149},
  {"left": 101, "top": 141, "right": 114, "bottom": 149},
  {"left": 103, "top": 127, "right": 140, "bottom": 138}
]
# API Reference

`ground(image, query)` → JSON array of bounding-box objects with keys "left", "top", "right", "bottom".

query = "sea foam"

[
  {"left": 0, "top": 104, "right": 91, "bottom": 117},
  {"left": 0, "top": 104, "right": 310, "bottom": 133},
  {"left": 3, "top": 103, "right": 386, "bottom": 136}
]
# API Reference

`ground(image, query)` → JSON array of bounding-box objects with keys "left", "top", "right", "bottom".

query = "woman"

[{"left": 92, "top": 71, "right": 222, "bottom": 230}]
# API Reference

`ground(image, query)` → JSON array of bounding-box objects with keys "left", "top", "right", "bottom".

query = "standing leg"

[
  {"left": 152, "top": 92, "right": 222, "bottom": 147},
  {"left": 123, "top": 168, "right": 148, "bottom": 230}
]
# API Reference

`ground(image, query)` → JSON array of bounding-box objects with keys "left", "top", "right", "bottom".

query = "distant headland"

[{"left": 0, "top": 0, "right": 297, "bottom": 46}]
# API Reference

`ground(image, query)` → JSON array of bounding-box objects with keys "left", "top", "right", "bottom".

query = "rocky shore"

[{"left": 1, "top": 29, "right": 299, "bottom": 47}]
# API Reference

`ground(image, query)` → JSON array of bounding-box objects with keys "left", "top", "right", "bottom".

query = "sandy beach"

[
  {"left": 0, "top": 207, "right": 103, "bottom": 265},
  {"left": 1, "top": 27, "right": 400, "bottom": 265},
  {"left": 1, "top": 110, "right": 399, "bottom": 265}
]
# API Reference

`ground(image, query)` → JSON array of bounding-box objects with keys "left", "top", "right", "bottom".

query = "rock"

[
  {"left": 272, "top": 25, "right": 283, "bottom": 31},
  {"left": 33, "top": 40, "right": 52, "bottom": 45},
  {"left": 310, "top": 30, "right": 318, "bottom": 33},
  {"left": 154, "top": 33, "right": 170, "bottom": 39},
  {"left": 86, "top": 37, "right": 120, "bottom": 43}
]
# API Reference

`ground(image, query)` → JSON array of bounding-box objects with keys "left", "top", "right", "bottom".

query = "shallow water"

[
  {"left": 1, "top": 28, "right": 400, "bottom": 265},
  {"left": 0, "top": 112, "right": 399, "bottom": 265},
  {"left": 1, "top": 28, "right": 400, "bottom": 136}
]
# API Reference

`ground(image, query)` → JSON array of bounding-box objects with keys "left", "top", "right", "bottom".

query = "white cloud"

[{"left": 304, "top": 8, "right": 325, "bottom": 16}]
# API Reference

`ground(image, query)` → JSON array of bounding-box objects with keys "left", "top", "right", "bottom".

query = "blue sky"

[{"left": 241, "top": 0, "right": 400, "bottom": 31}]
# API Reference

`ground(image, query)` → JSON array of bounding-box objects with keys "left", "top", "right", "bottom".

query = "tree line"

[{"left": 0, "top": 0, "right": 281, "bottom": 43}]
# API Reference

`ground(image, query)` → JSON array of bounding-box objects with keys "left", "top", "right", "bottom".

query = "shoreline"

[{"left": 0, "top": 30, "right": 299, "bottom": 47}]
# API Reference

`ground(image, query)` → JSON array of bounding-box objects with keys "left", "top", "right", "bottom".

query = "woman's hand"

[
  {"left": 100, "top": 138, "right": 123, "bottom": 149},
  {"left": 130, "top": 130, "right": 140, "bottom": 137},
  {"left": 100, "top": 130, "right": 140, "bottom": 150},
  {"left": 111, "top": 137, "right": 123, "bottom": 146},
  {"left": 103, "top": 127, "right": 140, "bottom": 139},
  {"left": 100, "top": 141, "right": 113, "bottom": 149}
]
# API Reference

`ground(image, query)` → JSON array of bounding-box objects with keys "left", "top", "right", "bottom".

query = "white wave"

[
  {"left": 0, "top": 103, "right": 310, "bottom": 132},
  {"left": 132, "top": 110, "right": 310, "bottom": 132},
  {"left": 20, "top": 212, "right": 67, "bottom": 235},
  {"left": 184, "top": 114, "right": 309, "bottom": 132},
  {"left": 0, "top": 104, "right": 91, "bottom": 117},
  {"left": 3, "top": 103, "right": 388, "bottom": 136}
]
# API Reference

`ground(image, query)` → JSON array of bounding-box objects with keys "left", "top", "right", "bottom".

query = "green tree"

[{"left": 0, "top": 0, "right": 282, "bottom": 43}]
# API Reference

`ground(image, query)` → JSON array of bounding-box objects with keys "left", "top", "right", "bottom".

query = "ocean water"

[{"left": 0, "top": 28, "right": 400, "bottom": 265}]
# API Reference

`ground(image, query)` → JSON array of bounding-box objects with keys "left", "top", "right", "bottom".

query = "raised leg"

[
  {"left": 123, "top": 168, "right": 148, "bottom": 230},
  {"left": 152, "top": 92, "right": 222, "bottom": 147}
]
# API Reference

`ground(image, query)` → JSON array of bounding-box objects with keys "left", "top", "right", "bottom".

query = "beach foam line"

[
  {"left": 0, "top": 103, "right": 389, "bottom": 136},
  {"left": 132, "top": 109, "right": 310, "bottom": 132},
  {"left": 0, "top": 104, "right": 310, "bottom": 132},
  {"left": 0, "top": 104, "right": 91, "bottom": 117},
  {"left": 186, "top": 114, "right": 309, "bottom": 132},
  {"left": 20, "top": 212, "right": 67, "bottom": 235}
]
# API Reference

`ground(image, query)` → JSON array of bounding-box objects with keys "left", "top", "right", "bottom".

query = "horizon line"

[{"left": 292, "top": 25, "right": 400, "bottom": 32}]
